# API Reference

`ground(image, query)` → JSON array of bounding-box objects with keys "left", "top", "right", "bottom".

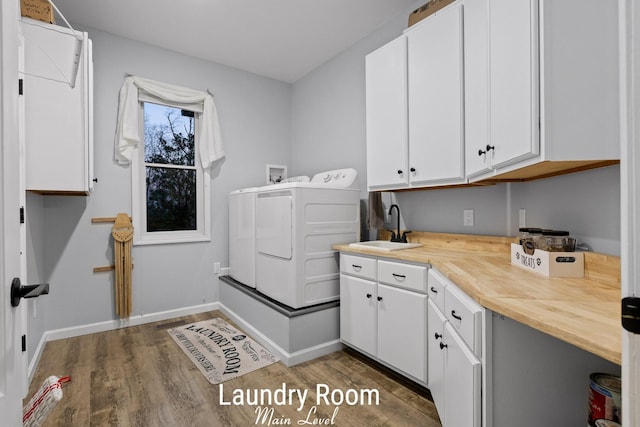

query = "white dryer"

[
  {"left": 255, "top": 168, "right": 360, "bottom": 309},
  {"left": 228, "top": 176, "right": 310, "bottom": 288}
]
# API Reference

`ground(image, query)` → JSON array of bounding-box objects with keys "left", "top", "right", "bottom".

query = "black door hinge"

[
  {"left": 21, "top": 335, "right": 26, "bottom": 352},
  {"left": 19, "top": 79, "right": 23, "bottom": 95},
  {"left": 20, "top": 206, "right": 24, "bottom": 224},
  {"left": 622, "top": 296, "right": 640, "bottom": 334}
]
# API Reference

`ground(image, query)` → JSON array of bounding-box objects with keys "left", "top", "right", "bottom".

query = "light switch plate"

[
  {"left": 463, "top": 209, "right": 474, "bottom": 227},
  {"left": 519, "top": 209, "right": 526, "bottom": 228}
]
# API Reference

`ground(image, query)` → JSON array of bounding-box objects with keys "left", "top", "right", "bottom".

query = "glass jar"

[
  {"left": 519, "top": 227, "right": 543, "bottom": 254},
  {"left": 518, "top": 227, "right": 542, "bottom": 245},
  {"left": 540, "top": 230, "right": 576, "bottom": 252}
]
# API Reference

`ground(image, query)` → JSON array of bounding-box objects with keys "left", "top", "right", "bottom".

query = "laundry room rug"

[{"left": 167, "top": 318, "right": 278, "bottom": 384}]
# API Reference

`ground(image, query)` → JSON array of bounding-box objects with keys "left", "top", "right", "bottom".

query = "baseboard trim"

[
  {"left": 218, "top": 302, "right": 343, "bottom": 367},
  {"left": 28, "top": 302, "right": 220, "bottom": 380}
]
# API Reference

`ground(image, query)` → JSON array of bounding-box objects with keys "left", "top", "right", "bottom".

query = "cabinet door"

[
  {"left": 488, "top": 0, "right": 540, "bottom": 170},
  {"left": 340, "top": 274, "right": 377, "bottom": 356},
  {"left": 443, "top": 322, "right": 481, "bottom": 427},
  {"left": 21, "top": 20, "right": 93, "bottom": 194},
  {"left": 365, "top": 36, "right": 409, "bottom": 190},
  {"left": 377, "top": 284, "right": 427, "bottom": 383},
  {"left": 407, "top": 4, "right": 465, "bottom": 186},
  {"left": 463, "top": 0, "right": 492, "bottom": 179},
  {"left": 428, "top": 299, "right": 446, "bottom": 420}
]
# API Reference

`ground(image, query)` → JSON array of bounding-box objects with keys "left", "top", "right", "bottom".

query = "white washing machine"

[
  {"left": 228, "top": 187, "right": 259, "bottom": 288},
  {"left": 255, "top": 168, "right": 360, "bottom": 309}
]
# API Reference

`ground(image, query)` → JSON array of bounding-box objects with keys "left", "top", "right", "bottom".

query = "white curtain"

[{"left": 114, "top": 75, "right": 224, "bottom": 169}]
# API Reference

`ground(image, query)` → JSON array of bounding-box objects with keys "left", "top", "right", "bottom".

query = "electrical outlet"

[
  {"left": 214, "top": 262, "right": 220, "bottom": 274},
  {"left": 519, "top": 209, "right": 527, "bottom": 228},
  {"left": 463, "top": 209, "right": 474, "bottom": 227}
]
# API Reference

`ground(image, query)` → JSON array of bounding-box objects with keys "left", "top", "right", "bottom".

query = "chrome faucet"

[{"left": 388, "top": 204, "right": 411, "bottom": 243}]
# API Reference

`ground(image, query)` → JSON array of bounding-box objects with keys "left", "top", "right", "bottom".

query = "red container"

[{"left": 588, "top": 373, "right": 621, "bottom": 426}]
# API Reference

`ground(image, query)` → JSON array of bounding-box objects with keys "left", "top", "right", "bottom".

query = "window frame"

[{"left": 131, "top": 97, "right": 211, "bottom": 245}]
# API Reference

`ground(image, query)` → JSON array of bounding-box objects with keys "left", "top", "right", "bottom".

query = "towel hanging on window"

[{"left": 114, "top": 75, "right": 225, "bottom": 169}]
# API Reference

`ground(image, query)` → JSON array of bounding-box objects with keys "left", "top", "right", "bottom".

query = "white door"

[
  {"left": 463, "top": 0, "right": 492, "bottom": 179},
  {"left": 255, "top": 193, "right": 292, "bottom": 260},
  {"left": 620, "top": 0, "right": 640, "bottom": 425},
  {"left": 427, "top": 299, "right": 446, "bottom": 419},
  {"left": 1, "top": 0, "right": 26, "bottom": 422},
  {"left": 408, "top": 3, "right": 465, "bottom": 186},
  {"left": 377, "top": 284, "right": 427, "bottom": 382},
  {"left": 443, "top": 323, "right": 481, "bottom": 427},
  {"left": 365, "top": 36, "right": 409, "bottom": 190},
  {"left": 339, "top": 274, "right": 377, "bottom": 355},
  {"left": 488, "top": 0, "right": 540, "bottom": 169}
]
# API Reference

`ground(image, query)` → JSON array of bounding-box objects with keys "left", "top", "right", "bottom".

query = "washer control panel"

[{"left": 311, "top": 168, "right": 358, "bottom": 188}]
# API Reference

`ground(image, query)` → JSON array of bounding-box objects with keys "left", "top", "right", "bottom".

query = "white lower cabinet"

[
  {"left": 377, "top": 284, "right": 427, "bottom": 382},
  {"left": 443, "top": 322, "right": 481, "bottom": 427},
  {"left": 340, "top": 254, "right": 428, "bottom": 385},
  {"left": 428, "top": 269, "right": 483, "bottom": 427},
  {"left": 427, "top": 299, "right": 446, "bottom": 415},
  {"left": 340, "top": 274, "right": 376, "bottom": 356}
]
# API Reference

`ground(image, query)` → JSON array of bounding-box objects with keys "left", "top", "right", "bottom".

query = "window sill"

[{"left": 133, "top": 233, "right": 210, "bottom": 246}]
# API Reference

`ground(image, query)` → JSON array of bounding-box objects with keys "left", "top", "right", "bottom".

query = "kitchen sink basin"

[{"left": 348, "top": 240, "right": 423, "bottom": 252}]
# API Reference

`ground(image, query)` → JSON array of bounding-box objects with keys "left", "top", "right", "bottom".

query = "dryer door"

[{"left": 256, "top": 192, "right": 292, "bottom": 260}]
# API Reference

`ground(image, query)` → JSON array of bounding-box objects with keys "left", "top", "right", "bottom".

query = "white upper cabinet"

[
  {"left": 463, "top": 0, "right": 492, "bottom": 179},
  {"left": 365, "top": 2, "right": 465, "bottom": 191},
  {"left": 366, "top": 0, "right": 619, "bottom": 189},
  {"left": 365, "top": 36, "right": 409, "bottom": 190},
  {"left": 486, "top": 0, "right": 539, "bottom": 171},
  {"left": 20, "top": 18, "right": 94, "bottom": 195},
  {"left": 408, "top": 3, "right": 465, "bottom": 187},
  {"left": 474, "top": 0, "right": 619, "bottom": 181}
]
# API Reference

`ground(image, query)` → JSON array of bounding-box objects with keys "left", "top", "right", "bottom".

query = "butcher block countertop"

[{"left": 334, "top": 231, "right": 622, "bottom": 365}]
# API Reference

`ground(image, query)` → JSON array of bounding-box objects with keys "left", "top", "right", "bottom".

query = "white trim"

[
  {"left": 27, "top": 302, "right": 219, "bottom": 379},
  {"left": 620, "top": 0, "right": 640, "bottom": 425},
  {"left": 218, "top": 303, "right": 344, "bottom": 367}
]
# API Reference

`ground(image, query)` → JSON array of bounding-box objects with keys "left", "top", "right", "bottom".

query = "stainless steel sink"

[{"left": 348, "top": 240, "right": 423, "bottom": 252}]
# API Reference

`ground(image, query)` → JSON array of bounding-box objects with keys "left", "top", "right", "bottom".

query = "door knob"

[{"left": 10, "top": 277, "right": 49, "bottom": 307}]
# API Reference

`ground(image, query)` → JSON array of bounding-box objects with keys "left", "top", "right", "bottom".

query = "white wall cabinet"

[
  {"left": 20, "top": 18, "right": 94, "bottom": 195},
  {"left": 470, "top": 0, "right": 619, "bottom": 181},
  {"left": 365, "top": 36, "right": 408, "bottom": 190},
  {"left": 407, "top": 3, "right": 464, "bottom": 187},
  {"left": 428, "top": 269, "right": 483, "bottom": 427},
  {"left": 462, "top": 0, "right": 492, "bottom": 179},
  {"left": 366, "top": 0, "right": 619, "bottom": 188},
  {"left": 365, "top": 2, "right": 465, "bottom": 191},
  {"left": 340, "top": 254, "right": 428, "bottom": 385}
]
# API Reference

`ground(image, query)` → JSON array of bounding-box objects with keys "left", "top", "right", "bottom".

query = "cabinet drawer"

[
  {"left": 427, "top": 269, "right": 447, "bottom": 312},
  {"left": 378, "top": 260, "right": 427, "bottom": 293},
  {"left": 340, "top": 254, "right": 377, "bottom": 280},
  {"left": 444, "top": 284, "right": 483, "bottom": 356}
]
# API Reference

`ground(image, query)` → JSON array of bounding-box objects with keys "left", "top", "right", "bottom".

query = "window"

[{"left": 132, "top": 99, "right": 210, "bottom": 245}]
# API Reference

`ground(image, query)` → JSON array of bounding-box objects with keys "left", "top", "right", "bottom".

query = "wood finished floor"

[{"left": 26, "top": 311, "right": 441, "bottom": 426}]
